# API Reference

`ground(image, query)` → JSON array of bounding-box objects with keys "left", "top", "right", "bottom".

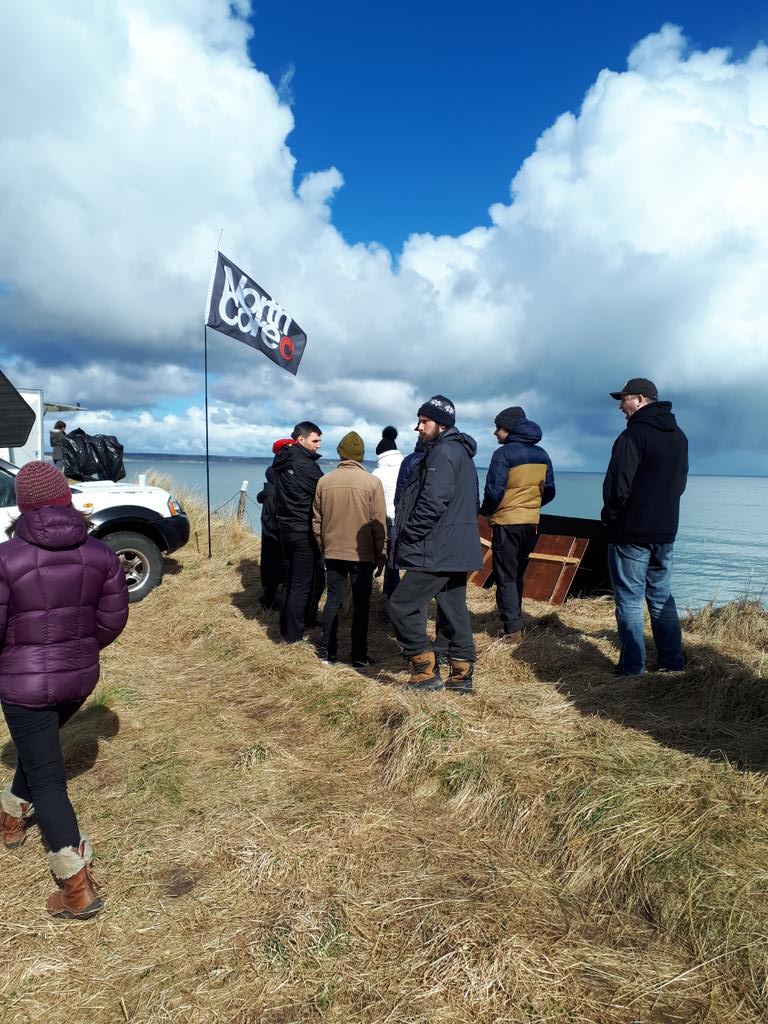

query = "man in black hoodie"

[
  {"left": 273, "top": 421, "right": 324, "bottom": 643},
  {"left": 601, "top": 378, "right": 688, "bottom": 676},
  {"left": 388, "top": 395, "right": 483, "bottom": 694}
]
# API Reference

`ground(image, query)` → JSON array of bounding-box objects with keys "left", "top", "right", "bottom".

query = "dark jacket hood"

[
  {"left": 273, "top": 442, "right": 322, "bottom": 474},
  {"left": 503, "top": 417, "right": 543, "bottom": 445},
  {"left": 15, "top": 506, "right": 87, "bottom": 550},
  {"left": 429, "top": 427, "right": 477, "bottom": 459},
  {"left": 629, "top": 401, "right": 677, "bottom": 432}
]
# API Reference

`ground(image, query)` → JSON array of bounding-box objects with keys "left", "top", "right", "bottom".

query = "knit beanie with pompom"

[
  {"left": 15, "top": 461, "right": 72, "bottom": 513},
  {"left": 375, "top": 426, "right": 398, "bottom": 456}
]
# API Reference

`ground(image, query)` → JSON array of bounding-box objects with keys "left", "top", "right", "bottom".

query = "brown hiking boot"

[
  {"left": 47, "top": 839, "right": 103, "bottom": 920},
  {"left": 497, "top": 630, "right": 522, "bottom": 647},
  {"left": 405, "top": 652, "right": 442, "bottom": 691},
  {"left": 1, "top": 788, "right": 33, "bottom": 850},
  {"left": 444, "top": 660, "right": 474, "bottom": 695}
]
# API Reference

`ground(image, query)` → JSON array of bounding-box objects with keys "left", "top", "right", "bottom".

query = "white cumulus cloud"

[{"left": 1, "top": 6, "right": 768, "bottom": 473}]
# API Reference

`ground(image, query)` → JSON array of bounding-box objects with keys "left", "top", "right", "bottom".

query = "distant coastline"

[{"left": 122, "top": 454, "right": 766, "bottom": 478}]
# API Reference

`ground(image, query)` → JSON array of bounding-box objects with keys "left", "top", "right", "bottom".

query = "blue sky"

[
  {"left": 250, "top": 0, "right": 768, "bottom": 251},
  {"left": 2, "top": 1, "right": 768, "bottom": 472}
]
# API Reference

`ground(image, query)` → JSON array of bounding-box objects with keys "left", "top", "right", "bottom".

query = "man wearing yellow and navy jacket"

[{"left": 480, "top": 407, "right": 555, "bottom": 641}]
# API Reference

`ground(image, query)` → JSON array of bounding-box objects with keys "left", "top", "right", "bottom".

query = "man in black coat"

[
  {"left": 601, "top": 378, "right": 688, "bottom": 675},
  {"left": 388, "top": 395, "right": 482, "bottom": 694},
  {"left": 273, "top": 421, "right": 324, "bottom": 643},
  {"left": 256, "top": 437, "right": 294, "bottom": 609}
]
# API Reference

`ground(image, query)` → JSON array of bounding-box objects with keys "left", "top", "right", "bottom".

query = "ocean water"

[{"left": 124, "top": 456, "right": 768, "bottom": 611}]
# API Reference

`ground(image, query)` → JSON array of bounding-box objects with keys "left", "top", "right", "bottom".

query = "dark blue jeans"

[
  {"left": 2, "top": 699, "right": 84, "bottom": 851},
  {"left": 608, "top": 542, "right": 685, "bottom": 675}
]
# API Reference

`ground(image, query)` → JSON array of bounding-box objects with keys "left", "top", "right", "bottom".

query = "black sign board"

[{"left": 0, "top": 371, "right": 36, "bottom": 448}]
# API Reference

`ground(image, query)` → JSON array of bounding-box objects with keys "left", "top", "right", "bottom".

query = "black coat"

[
  {"left": 394, "top": 442, "right": 424, "bottom": 508},
  {"left": 256, "top": 465, "right": 279, "bottom": 542},
  {"left": 391, "top": 428, "right": 483, "bottom": 573},
  {"left": 601, "top": 401, "right": 688, "bottom": 545},
  {"left": 273, "top": 443, "right": 323, "bottom": 537}
]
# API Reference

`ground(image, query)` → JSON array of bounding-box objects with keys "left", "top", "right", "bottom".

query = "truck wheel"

[{"left": 102, "top": 531, "right": 163, "bottom": 603}]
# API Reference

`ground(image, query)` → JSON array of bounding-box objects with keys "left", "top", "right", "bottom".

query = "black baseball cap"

[{"left": 609, "top": 377, "right": 658, "bottom": 401}]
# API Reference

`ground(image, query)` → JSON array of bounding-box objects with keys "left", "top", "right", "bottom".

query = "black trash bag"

[
  {"left": 59, "top": 428, "right": 126, "bottom": 482},
  {"left": 89, "top": 434, "right": 126, "bottom": 482},
  {"left": 60, "top": 429, "right": 99, "bottom": 481}
]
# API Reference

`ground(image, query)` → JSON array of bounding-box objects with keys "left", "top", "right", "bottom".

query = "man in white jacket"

[{"left": 372, "top": 426, "right": 403, "bottom": 597}]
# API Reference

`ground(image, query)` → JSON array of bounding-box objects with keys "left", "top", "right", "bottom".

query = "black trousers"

[
  {"left": 1, "top": 699, "right": 85, "bottom": 851},
  {"left": 388, "top": 570, "right": 475, "bottom": 661},
  {"left": 492, "top": 523, "right": 538, "bottom": 634},
  {"left": 383, "top": 520, "right": 400, "bottom": 598},
  {"left": 280, "top": 533, "right": 324, "bottom": 642},
  {"left": 259, "top": 534, "right": 284, "bottom": 605},
  {"left": 321, "top": 560, "right": 374, "bottom": 660}
]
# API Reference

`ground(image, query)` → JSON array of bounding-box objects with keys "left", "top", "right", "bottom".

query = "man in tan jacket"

[{"left": 312, "top": 431, "right": 387, "bottom": 667}]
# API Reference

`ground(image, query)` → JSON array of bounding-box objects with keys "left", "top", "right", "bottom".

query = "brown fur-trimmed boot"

[
  {"left": 1, "top": 787, "right": 34, "bottom": 849},
  {"left": 47, "top": 839, "right": 102, "bottom": 920},
  {"left": 444, "top": 660, "right": 474, "bottom": 695},
  {"left": 405, "top": 652, "right": 442, "bottom": 691}
]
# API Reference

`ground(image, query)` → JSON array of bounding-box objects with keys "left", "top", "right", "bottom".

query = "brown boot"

[
  {"left": 498, "top": 630, "right": 522, "bottom": 647},
  {"left": 444, "top": 660, "right": 474, "bottom": 695},
  {"left": 47, "top": 839, "right": 102, "bottom": 920},
  {"left": 1, "top": 787, "right": 33, "bottom": 849},
  {"left": 405, "top": 652, "right": 442, "bottom": 691}
]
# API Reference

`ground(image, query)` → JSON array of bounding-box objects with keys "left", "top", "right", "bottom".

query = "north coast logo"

[
  {"left": 205, "top": 251, "right": 307, "bottom": 376},
  {"left": 218, "top": 266, "right": 294, "bottom": 360}
]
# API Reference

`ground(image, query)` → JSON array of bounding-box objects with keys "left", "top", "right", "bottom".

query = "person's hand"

[{"left": 375, "top": 559, "right": 385, "bottom": 577}]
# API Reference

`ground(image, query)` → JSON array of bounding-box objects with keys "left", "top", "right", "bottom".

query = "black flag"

[{"left": 204, "top": 251, "right": 307, "bottom": 375}]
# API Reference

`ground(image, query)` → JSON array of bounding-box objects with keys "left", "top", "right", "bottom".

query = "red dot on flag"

[{"left": 279, "top": 336, "right": 295, "bottom": 360}]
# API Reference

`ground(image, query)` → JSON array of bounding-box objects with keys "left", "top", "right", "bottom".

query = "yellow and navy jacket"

[{"left": 480, "top": 418, "right": 555, "bottom": 525}]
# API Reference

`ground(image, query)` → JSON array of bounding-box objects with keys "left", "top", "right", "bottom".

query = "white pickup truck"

[{"left": 0, "top": 457, "right": 190, "bottom": 602}]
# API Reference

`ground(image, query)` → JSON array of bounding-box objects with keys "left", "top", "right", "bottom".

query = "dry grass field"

[{"left": 1, "top": 492, "right": 767, "bottom": 1023}]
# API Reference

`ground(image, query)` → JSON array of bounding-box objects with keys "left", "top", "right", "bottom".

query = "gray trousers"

[{"left": 387, "top": 570, "right": 475, "bottom": 662}]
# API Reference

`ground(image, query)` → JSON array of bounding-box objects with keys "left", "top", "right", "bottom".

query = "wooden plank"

[
  {"left": 524, "top": 535, "right": 589, "bottom": 605},
  {"left": 539, "top": 514, "right": 611, "bottom": 596},
  {"left": 468, "top": 516, "right": 495, "bottom": 588},
  {"left": 470, "top": 520, "right": 590, "bottom": 606},
  {"left": 528, "top": 552, "right": 581, "bottom": 565}
]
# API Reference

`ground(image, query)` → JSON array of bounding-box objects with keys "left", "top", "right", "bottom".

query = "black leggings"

[{"left": 2, "top": 699, "right": 84, "bottom": 851}]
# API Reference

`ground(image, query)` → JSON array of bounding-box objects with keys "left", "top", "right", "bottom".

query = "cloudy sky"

[{"left": 1, "top": 0, "right": 768, "bottom": 473}]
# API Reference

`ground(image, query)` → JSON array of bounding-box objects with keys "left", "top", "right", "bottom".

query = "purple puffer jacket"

[{"left": 0, "top": 505, "right": 129, "bottom": 708}]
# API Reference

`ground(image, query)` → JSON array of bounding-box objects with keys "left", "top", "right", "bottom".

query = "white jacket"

[{"left": 372, "top": 449, "right": 404, "bottom": 519}]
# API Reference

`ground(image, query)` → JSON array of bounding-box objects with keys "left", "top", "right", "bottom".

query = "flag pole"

[{"left": 203, "top": 324, "right": 212, "bottom": 558}]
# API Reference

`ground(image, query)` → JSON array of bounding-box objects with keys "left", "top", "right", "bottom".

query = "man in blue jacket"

[
  {"left": 601, "top": 378, "right": 688, "bottom": 675},
  {"left": 480, "top": 407, "right": 555, "bottom": 642},
  {"left": 388, "top": 395, "right": 483, "bottom": 694}
]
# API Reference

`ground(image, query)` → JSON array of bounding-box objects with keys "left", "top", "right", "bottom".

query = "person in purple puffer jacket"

[{"left": 0, "top": 461, "right": 128, "bottom": 920}]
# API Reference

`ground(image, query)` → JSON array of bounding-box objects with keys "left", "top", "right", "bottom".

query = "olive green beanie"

[{"left": 337, "top": 431, "right": 364, "bottom": 462}]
